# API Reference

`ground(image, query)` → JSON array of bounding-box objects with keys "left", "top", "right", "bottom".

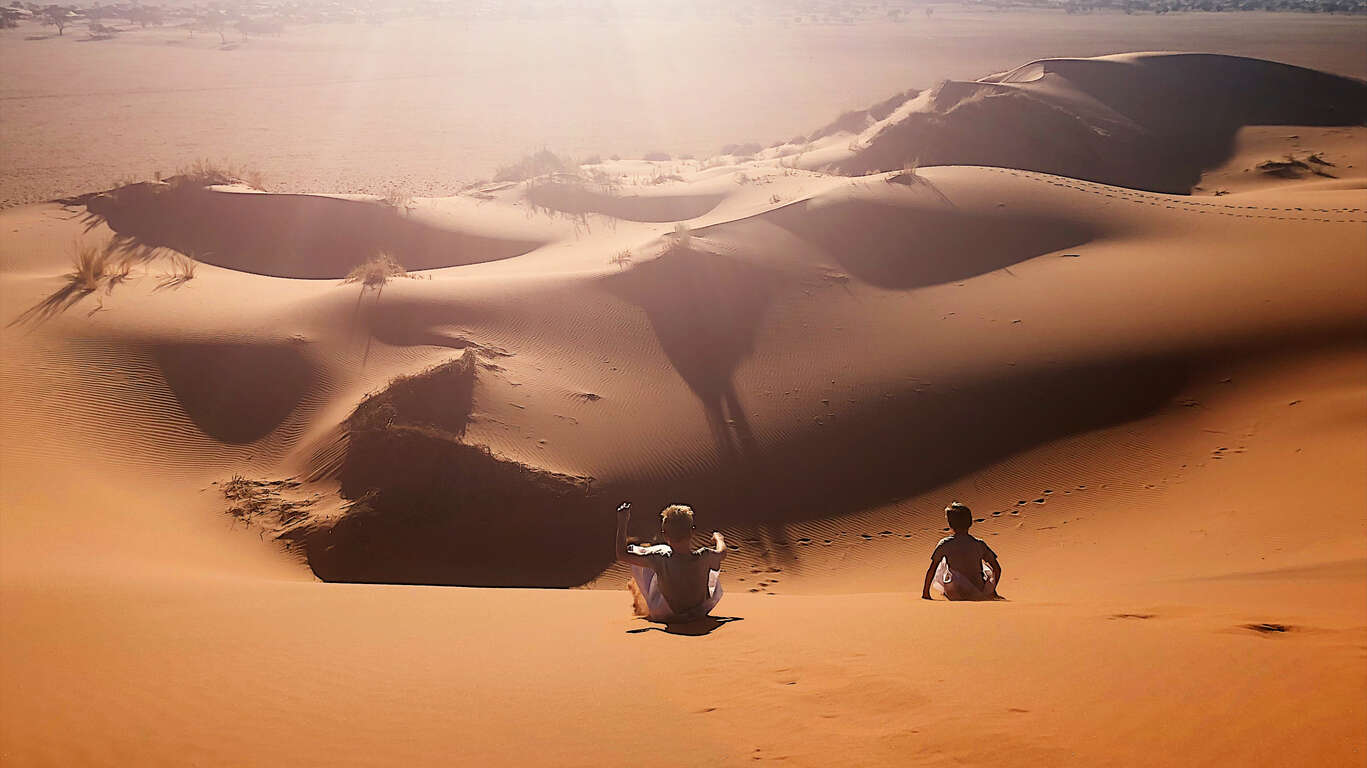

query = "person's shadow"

[{"left": 627, "top": 616, "right": 744, "bottom": 636}]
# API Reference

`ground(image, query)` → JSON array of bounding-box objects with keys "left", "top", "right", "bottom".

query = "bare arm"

[
  {"left": 703, "top": 531, "right": 729, "bottom": 569},
  {"left": 614, "top": 502, "right": 653, "bottom": 568},
  {"left": 922, "top": 543, "right": 945, "bottom": 600},
  {"left": 986, "top": 556, "right": 1003, "bottom": 590}
]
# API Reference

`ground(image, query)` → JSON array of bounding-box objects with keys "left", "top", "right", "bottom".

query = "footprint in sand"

[{"left": 1243, "top": 622, "right": 1293, "bottom": 634}]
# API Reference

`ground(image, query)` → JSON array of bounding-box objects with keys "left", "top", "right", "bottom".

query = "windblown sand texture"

[{"left": 2, "top": 49, "right": 1365, "bottom": 767}]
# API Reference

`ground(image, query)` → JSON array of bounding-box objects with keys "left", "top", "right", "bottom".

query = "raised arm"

[
  {"left": 614, "top": 502, "right": 653, "bottom": 568},
  {"left": 704, "top": 531, "right": 729, "bottom": 569}
]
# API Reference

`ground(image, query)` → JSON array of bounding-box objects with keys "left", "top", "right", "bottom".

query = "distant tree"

[
  {"left": 201, "top": 9, "right": 228, "bottom": 44},
  {"left": 127, "top": 5, "right": 162, "bottom": 27},
  {"left": 42, "top": 5, "right": 72, "bottom": 35}
]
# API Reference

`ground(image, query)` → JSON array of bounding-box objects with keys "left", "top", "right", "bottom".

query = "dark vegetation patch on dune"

[
  {"left": 835, "top": 54, "right": 1367, "bottom": 194},
  {"left": 78, "top": 180, "right": 545, "bottom": 279},
  {"left": 291, "top": 351, "right": 602, "bottom": 587}
]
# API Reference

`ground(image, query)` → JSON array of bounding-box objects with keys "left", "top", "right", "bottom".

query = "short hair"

[
  {"left": 661, "top": 504, "right": 695, "bottom": 540},
  {"left": 945, "top": 502, "right": 972, "bottom": 531}
]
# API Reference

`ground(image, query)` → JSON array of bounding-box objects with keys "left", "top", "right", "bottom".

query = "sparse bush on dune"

[
  {"left": 168, "top": 159, "right": 266, "bottom": 191},
  {"left": 344, "top": 251, "right": 409, "bottom": 293},
  {"left": 69, "top": 242, "right": 111, "bottom": 293},
  {"left": 670, "top": 223, "right": 693, "bottom": 251},
  {"left": 381, "top": 186, "right": 413, "bottom": 211},
  {"left": 344, "top": 251, "right": 413, "bottom": 365},
  {"left": 155, "top": 253, "right": 197, "bottom": 291},
  {"left": 221, "top": 475, "right": 314, "bottom": 530},
  {"left": 610, "top": 249, "right": 633, "bottom": 270},
  {"left": 9, "top": 240, "right": 126, "bottom": 326},
  {"left": 721, "top": 142, "right": 763, "bottom": 157},
  {"left": 493, "top": 149, "right": 568, "bottom": 183}
]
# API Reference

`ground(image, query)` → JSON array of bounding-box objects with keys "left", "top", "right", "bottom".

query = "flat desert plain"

[{"left": 2, "top": 8, "right": 1366, "bottom": 768}]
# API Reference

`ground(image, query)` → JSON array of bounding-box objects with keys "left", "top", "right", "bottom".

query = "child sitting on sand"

[
  {"left": 921, "top": 502, "right": 1003, "bottom": 601},
  {"left": 614, "top": 502, "right": 726, "bottom": 623}
]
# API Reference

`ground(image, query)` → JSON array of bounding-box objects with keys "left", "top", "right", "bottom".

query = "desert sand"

[{"left": 2, "top": 25, "right": 1365, "bottom": 768}]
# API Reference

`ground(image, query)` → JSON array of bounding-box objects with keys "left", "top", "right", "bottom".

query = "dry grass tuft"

[
  {"left": 670, "top": 223, "right": 693, "bottom": 251},
  {"left": 494, "top": 149, "right": 569, "bottom": 183},
  {"left": 344, "top": 252, "right": 409, "bottom": 290},
  {"left": 171, "top": 159, "right": 267, "bottom": 190},
  {"left": 221, "top": 474, "right": 314, "bottom": 530},
  {"left": 155, "top": 253, "right": 197, "bottom": 291},
  {"left": 381, "top": 187, "right": 413, "bottom": 211},
  {"left": 610, "top": 249, "right": 633, "bottom": 270},
  {"left": 68, "top": 242, "right": 110, "bottom": 293}
]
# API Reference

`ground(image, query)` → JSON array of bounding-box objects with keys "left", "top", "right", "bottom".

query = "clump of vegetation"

[
  {"left": 642, "top": 151, "right": 671, "bottom": 161},
  {"left": 888, "top": 158, "right": 922, "bottom": 185},
  {"left": 381, "top": 186, "right": 413, "bottom": 211},
  {"left": 169, "top": 160, "right": 267, "bottom": 191},
  {"left": 69, "top": 242, "right": 112, "bottom": 293},
  {"left": 721, "top": 142, "right": 763, "bottom": 157},
  {"left": 349, "top": 350, "right": 477, "bottom": 438},
  {"left": 41, "top": 7, "right": 72, "bottom": 35},
  {"left": 221, "top": 475, "right": 314, "bottom": 530},
  {"left": 494, "top": 149, "right": 569, "bottom": 183},
  {"left": 155, "top": 253, "right": 197, "bottom": 291},
  {"left": 769, "top": 194, "right": 782, "bottom": 204},
  {"left": 609, "top": 249, "right": 633, "bottom": 270},
  {"left": 344, "top": 251, "right": 409, "bottom": 293},
  {"left": 344, "top": 252, "right": 413, "bottom": 365},
  {"left": 1256, "top": 154, "right": 1335, "bottom": 180},
  {"left": 670, "top": 223, "right": 693, "bottom": 250}
]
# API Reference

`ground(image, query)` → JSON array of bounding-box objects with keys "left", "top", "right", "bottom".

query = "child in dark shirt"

[{"left": 922, "top": 502, "right": 1003, "bottom": 601}]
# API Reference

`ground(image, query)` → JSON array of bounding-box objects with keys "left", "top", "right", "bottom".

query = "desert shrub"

[
  {"left": 221, "top": 475, "right": 313, "bottom": 529},
  {"left": 344, "top": 251, "right": 408, "bottom": 291},
  {"left": 610, "top": 249, "right": 633, "bottom": 269},
  {"left": 350, "top": 350, "right": 476, "bottom": 437},
  {"left": 721, "top": 142, "right": 763, "bottom": 156},
  {"left": 494, "top": 149, "right": 568, "bottom": 182},
  {"left": 155, "top": 253, "right": 197, "bottom": 290},
  {"left": 670, "top": 223, "right": 692, "bottom": 250},
  {"left": 169, "top": 159, "right": 265, "bottom": 190},
  {"left": 69, "top": 243, "right": 110, "bottom": 293},
  {"left": 381, "top": 186, "right": 413, "bottom": 210}
]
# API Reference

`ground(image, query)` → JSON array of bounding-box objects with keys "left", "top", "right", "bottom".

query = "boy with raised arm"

[
  {"left": 614, "top": 502, "right": 726, "bottom": 623},
  {"left": 922, "top": 501, "right": 1004, "bottom": 601}
]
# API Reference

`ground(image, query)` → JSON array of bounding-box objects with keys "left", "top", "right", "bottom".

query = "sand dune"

[
  {"left": 834, "top": 53, "right": 1367, "bottom": 192},
  {"left": 2, "top": 50, "right": 1364, "bottom": 767}
]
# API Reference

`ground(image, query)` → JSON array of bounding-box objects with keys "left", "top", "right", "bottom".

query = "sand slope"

[{"left": 2, "top": 52, "right": 1364, "bottom": 766}]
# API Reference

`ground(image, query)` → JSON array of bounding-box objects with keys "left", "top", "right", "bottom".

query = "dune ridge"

[{"left": 2, "top": 50, "right": 1364, "bottom": 768}]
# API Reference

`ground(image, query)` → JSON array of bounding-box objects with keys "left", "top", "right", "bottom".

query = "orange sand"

[{"left": 2, "top": 49, "right": 1365, "bottom": 767}]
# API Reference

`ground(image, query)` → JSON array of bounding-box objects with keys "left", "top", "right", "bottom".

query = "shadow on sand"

[{"left": 627, "top": 616, "right": 744, "bottom": 636}]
